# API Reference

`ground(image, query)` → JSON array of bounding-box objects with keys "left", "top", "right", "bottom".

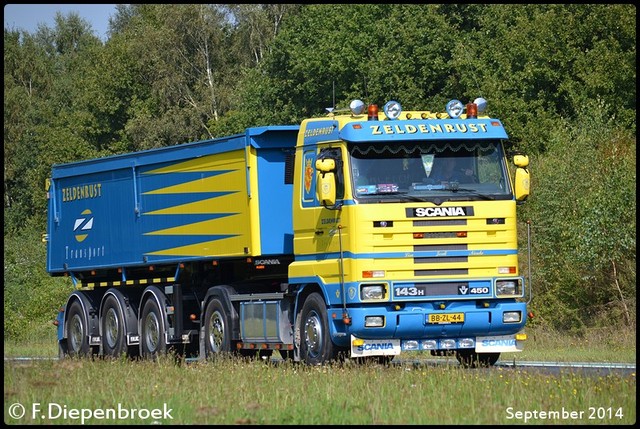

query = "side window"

[
  {"left": 284, "top": 150, "right": 295, "bottom": 185},
  {"left": 302, "top": 150, "right": 317, "bottom": 204}
]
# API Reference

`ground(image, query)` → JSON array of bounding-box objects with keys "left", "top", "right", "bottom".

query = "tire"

[
  {"left": 299, "top": 292, "right": 344, "bottom": 365},
  {"left": 101, "top": 294, "right": 128, "bottom": 358},
  {"left": 203, "top": 298, "right": 232, "bottom": 359},
  {"left": 66, "top": 300, "right": 91, "bottom": 357},
  {"left": 140, "top": 297, "right": 166, "bottom": 359},
  {"left": 456, "top": 350, "right": 500, "bottom": 368}
]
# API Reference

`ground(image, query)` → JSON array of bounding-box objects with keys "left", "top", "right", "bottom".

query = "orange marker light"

[
  {"left": 466, "top": 103, "right": 478, "bottom": 119},
  {"left": 368, "top": 104, "right": 379, "bottom": 121}
]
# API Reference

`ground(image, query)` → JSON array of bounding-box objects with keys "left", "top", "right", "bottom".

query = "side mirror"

[
  {"left": 513, "top": 154, "right": 529, "bottom": 168},
  {"left": 315, "top": 158, "right": 337, "bottom": 207},
  {"left": 514, "top": 167, "right": 530, "bottom": 202},
  {"left": 316, "top": 158, "right": 335, "bottom": 173},
  {"left": 510, "top": 152, "right": 530, "bottom": 202},
  {"left": 317, "top": 172, "right": 337, "bottom": 206}
]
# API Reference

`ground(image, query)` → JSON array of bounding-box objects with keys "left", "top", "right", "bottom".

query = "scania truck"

[{"left": 47, "top": 97, "right": 531, "bottom": 367}]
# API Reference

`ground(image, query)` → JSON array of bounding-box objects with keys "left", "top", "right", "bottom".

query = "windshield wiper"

[
  {"left": 358, "top": 191, "right": 426, "bottom": 202},
  {"left": 447, "top": 187, "right": 495, "bottom": 200},
  {"left": 411, "top": 183, "right": 496, "bottom": 201},
  {"left": 394, "top": 192, "right": 426, "bottom": 202}
]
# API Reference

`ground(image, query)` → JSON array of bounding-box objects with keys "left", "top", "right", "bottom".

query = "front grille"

[
  {"left": 414, "top": 244, "right": 468, "bottom": 252},
  {"left": 413, "top": 219, "right": 467, "bottom": 227},
  {"left": 415, "top": 268, "right": 469, "bottom": 276},
  {"left": 415, "top": 256, "right": 468, "bottom": 264}
]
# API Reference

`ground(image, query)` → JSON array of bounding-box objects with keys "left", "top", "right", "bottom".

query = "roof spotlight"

[
  {"left": 383, "top": 100, "right": 402, "bottom": 120},
  {"left": 349, "top": 99, "right": 366, "bottom": 115},
  {"left": 473, "top": 97, "right": 487, "bottom": 113},
  {"left": 446, "top": 99, "right": 464, "bottom": 118}
]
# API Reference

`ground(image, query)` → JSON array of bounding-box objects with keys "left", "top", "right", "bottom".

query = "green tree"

[
  {"left": 231, "top": 4, "right": 461, "bottom": 128},
  {"left": 449, "top": 4, "right": 636, "bottom": 153},
  {"left": 520, "top": 101, "right": 636, "bottom": 330},
  {"left": 4, "top": 17, "right": 105, "bottom": 230},
  {"left": 4, "top": 29, "right": 54, "bottom": 231}
]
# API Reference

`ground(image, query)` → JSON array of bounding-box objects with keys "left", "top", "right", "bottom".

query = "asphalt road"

[{"left": 4, "top": 356, "right": 636, "bottom": 378}]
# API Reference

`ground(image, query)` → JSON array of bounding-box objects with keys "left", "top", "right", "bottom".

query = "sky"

[{"left": 4, "top": 4, "right": 117, "bottom": 41}]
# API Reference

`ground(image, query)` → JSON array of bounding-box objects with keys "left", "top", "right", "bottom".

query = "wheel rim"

[
  {"left": 303, "top": 310, "right": 322, "bottom": 358},
  {"left": 207, "top": 310, "right": 224, "bottom": 353},
  {"left": 144, "top": 311, "right": 160, "bottom": 353},
  {"left": 69, "top": 314, "right": 84, "bottom": 352},
  {"left": 105, "top": 307, "right": 119, "bottom": 349}
]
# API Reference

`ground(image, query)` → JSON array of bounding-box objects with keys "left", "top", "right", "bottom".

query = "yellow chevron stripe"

[{"left": 144, "top": 191, "right": 246, "bottom": 215}]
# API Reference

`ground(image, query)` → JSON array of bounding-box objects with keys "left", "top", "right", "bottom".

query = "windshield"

[{"left": 349, "top": 140, "right": 511, "bottom": 202}]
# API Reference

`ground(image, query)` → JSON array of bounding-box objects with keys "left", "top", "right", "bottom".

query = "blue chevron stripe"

[{"left": 139, "top": 171, "right": 233, "bottom": 193}]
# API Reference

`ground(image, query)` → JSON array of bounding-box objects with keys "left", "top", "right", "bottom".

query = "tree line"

[{"left": 3, "top": 4, "right": 636, "bottom": 340}]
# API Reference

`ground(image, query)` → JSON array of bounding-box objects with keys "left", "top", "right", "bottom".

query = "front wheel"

[
  {"left": 299, "top": 293, "right": 345, "bottom": 365},
  {"left": 456, "top": 350, "right": 500, "bottom": 368}
]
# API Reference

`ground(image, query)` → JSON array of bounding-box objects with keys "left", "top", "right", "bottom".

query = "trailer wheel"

[
  {"left": 140, "top": 298, "right": 166, "bottom": 359},
  {"left": 456, "top": 350, "right": 500, "bottom": 368},
  {"left": 66, "top": 300, "right": 91, "bottom": 357},
  {"left": 299, "top": 292, "right": 344, "bottom": 365},
  {"left": 203, "top": 298, "right": 232, "bottom": 358},
  {"left": 101, "top": 294, "right": 128, "bottom": 358}
]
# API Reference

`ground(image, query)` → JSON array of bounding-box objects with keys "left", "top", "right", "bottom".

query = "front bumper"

[{"left": 350, "top": 333, "right": 525, "bottom": 357}]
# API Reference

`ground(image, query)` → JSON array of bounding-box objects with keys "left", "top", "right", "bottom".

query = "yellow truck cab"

[{"left": 289, "top": 98, "right": 530, "bottom": 366}]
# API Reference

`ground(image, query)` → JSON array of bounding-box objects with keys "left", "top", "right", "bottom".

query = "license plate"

[{"left": 428, "top": 313, "right": 464, "bottom": 324}]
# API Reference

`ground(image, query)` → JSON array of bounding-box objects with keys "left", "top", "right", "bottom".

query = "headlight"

[
  {"left": 503, "top": 311, "right": 522, "bottom": 323},
  {"left": 364, "top": 316, "right": 385, "bottom": 327},
  {"left": 496, "top": 280, "right": 520, "bottom": 296},
  {"left": 361, "top": 284, "right": 386, "bottom": 300},
  {"left": 458, "top": 338, "right": 475, "bottom": 348}
]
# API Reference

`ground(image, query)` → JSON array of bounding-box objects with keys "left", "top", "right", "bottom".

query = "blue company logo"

[{"left": 73, "top": 209, "right": 94, "bottom": 242}]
